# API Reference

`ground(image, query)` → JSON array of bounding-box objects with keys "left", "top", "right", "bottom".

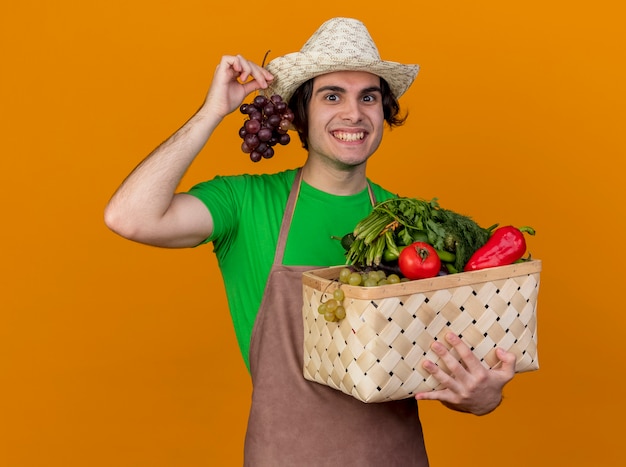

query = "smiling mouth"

[{"left": 332, "top": 131, "right": 365, "bottom": 142}]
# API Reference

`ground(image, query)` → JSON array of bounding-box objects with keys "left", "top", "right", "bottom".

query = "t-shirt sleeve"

[{"left": 185, "top": 175, "right": 245, "bottom": 248}]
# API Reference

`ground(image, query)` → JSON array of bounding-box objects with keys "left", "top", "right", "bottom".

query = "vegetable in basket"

[
  {"left": 398, "top": 242, "right": 441, "bottom": 279},
  {"left": 463, "top": 225, "right": 535, "bottom": 271},
  {"left": 343, "top": 197, "right": 495, "bottom": 273}
]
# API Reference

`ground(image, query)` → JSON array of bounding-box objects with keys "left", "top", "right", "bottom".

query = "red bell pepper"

[{"left": 463, "top": 226, "right": 535, "bottom": 271}]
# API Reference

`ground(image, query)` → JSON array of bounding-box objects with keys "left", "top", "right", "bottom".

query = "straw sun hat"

[{"left": 262, "top": 17, "right": 420, "bottom": 103}]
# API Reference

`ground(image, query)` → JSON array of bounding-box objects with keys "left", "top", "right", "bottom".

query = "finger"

[
  {"left": 444, "top": 332, "right": 483, "bottom": 373},
  {"left": 241, "top": 73, "right": 273, "bottom": 94},
  {"left": 220, "top": 54, "right": 250, "bottom": 83},
  {"left": 495, "top": 347, "right": 517, "bottom": 376},
  {"left": 246, "top": 68, "right": 274, "bottom": 90},
  {"left": 216, "top": 55, "right": 252, "bottom": 83},
  {"left": 233, "top": 55, "right": 274, "bottom": 87},
  {"left": 414, "top": 387, "right": 450, "bottom": 402},
  {"left": 414, "top": 362, "right": 457, "bottom": 402},
  {"left": 420, "top": 356, "right": 461, "bottom": 393},
  {"left": 430, "top": 338, "right": 467, "bottom": 378}
]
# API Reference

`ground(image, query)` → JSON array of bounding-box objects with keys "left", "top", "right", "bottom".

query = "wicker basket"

[{"left": 302, "top": 260, "right": 541, "bottom": 403}]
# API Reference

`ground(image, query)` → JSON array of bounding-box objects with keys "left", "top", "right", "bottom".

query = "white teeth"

[{"left": 333, "top": 131, "right": 364, "bottom": 142}]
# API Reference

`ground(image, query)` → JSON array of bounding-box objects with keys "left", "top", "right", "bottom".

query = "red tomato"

[{"left": 398, "top": 242, "right": 441, "bottom": 280}]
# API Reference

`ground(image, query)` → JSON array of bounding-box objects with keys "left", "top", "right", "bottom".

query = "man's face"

[{"left": 306, "top": 70, "right": 385, "bottom": 169}]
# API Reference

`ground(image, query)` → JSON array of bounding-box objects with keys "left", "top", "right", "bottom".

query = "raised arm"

[{"left": 104, "top": 55, "right": 273, "bottom": 248}]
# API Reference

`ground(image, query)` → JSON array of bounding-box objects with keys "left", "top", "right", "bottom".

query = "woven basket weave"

[{"left": 302, "top": 260, "right": 541, "bottom": 403}]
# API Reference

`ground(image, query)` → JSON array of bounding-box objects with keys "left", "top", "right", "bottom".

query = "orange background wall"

[{"left": 1, "top": 1, "right": 624, "bottom": 466}]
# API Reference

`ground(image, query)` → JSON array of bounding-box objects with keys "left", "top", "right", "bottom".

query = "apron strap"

[
  {"left": 272, "top": 168, "right": 303, "bottom": 266},
  {"left": 273, "top": 168, "right": 377, "bottom": 266}
]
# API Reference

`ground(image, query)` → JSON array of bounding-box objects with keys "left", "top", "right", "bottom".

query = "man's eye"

[
  {"left": 325, "top": 94, "right": 339, "bottom": 101},
  {"left": 362, "top": 95, "right": 376, "bottom": 102}
]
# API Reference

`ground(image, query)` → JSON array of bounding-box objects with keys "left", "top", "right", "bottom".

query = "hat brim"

[{"left": 262, "top": 52, "right": 419, "bottom": 103}]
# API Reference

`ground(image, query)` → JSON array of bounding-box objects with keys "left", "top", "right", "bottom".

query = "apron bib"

[{"left": 244, "top": 170, "right": 429, "bottom": 466}]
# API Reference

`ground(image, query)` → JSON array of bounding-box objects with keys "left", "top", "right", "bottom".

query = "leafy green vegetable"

[{"left": 346, "top": 197, "right": 495, "bottom": 272}]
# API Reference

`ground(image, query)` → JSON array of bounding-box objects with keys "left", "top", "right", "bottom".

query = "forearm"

[{"left": 104, "top": 104, "right": 221, "bottom": 240}]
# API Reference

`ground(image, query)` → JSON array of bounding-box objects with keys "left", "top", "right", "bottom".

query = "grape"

[
  {"left": 244, "top": 133, "right": 260, "bottom": 149},
  {"left": 348, "top": 272, "right": 362, "bottom": 286},
  {"left": 238, "top": 92, "right": 294, "bottom": 162},
  {"left": 339, "top": 268, "right": 352, "bottom": 283},
  {"left": 278, "top": 119, "right": 291, "bottom": 133},
  {"left": 387, "top": 274, "right": 401, "bottom": 284},
  {"left": 318, "top": 291, "right": 347, "bottom": 322},
  {"left": 258, "top": 127, "right": 273, "bottom": 142},
  {"left": 283, "top": 109, "right": 295, "bottom": 121},
  {"left": 263, "top": 103, "right": 275, "bottom": 115},
  {"left": 369, "top": 270, "right": 386, "bottom": 282},
  {"left": 267, "top": 114, "right": 281, "bottom": 127},
  {"left": 262, "top": 147, "right": 274, "bottom": 159},
  {"left": 253, "top": 95, "right": 268, "bottom": 107},
  {"left": 324, "top": 310, "right": 337, "bottom": 322},
  {"left": 245, "top": 119, "right": 261, "bottom": 134},
  {"left": 333, "top": 289, "right": 345, "bottom": 301},
  {"left": 363, "top": 277, "right": 379, "bottom": 287},
  {"left": 316, "top": 267, "right": 405, "bottom": 322}
]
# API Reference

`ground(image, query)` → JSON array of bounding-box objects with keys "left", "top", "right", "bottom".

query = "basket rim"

[{"left": 302, "top": 259, "right": 542, "bottom": 300}]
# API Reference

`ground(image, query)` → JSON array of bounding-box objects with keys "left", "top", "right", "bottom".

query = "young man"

[{"left": 105, "top": 17, "right": 516, "bottom": 466}]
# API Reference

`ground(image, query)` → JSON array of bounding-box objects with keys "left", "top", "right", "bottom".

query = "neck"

[{"left": 301, "top": 158, "right": 368, "bottom": 195}]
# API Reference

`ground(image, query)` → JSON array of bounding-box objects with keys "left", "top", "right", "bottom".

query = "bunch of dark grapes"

[{"left": 239, "top": 94, "right": 294, "bottom": 162}]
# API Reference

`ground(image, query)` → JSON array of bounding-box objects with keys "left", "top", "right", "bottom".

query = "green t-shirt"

[{"left": 186, "top": 168, "right": 396, "bottom": 370}]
